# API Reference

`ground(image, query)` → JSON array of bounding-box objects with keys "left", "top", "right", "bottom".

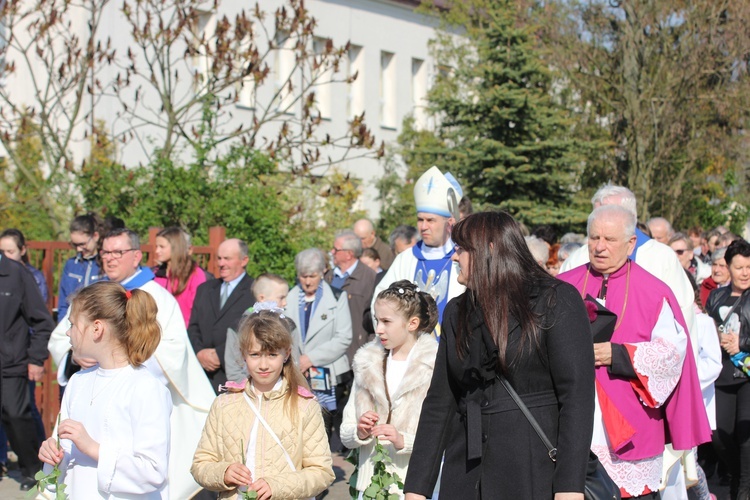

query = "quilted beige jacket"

[{"left": 191, "top": 378, "right": 334, "bottom": 499}]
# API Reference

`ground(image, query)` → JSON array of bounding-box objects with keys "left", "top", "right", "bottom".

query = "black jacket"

[
  {"left": 0, "top": 257, "right": 54, "bottom": 377},
  {"left": 705, "top": 286, "right": 750, "bottom": 386},
  {"left": 187, "top": 273, "right": 255, "bottom": 391},
  {"left": 404, "top": 282, "right": 595, "bottom": 499}
]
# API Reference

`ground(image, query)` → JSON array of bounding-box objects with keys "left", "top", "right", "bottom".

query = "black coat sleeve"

[
  {"left": 187, "top": 283, "right": 208, "bottom": 353},
  {"left": 544, "top": 283, "right": 596, "bottom": 494},
  {"left": 21, "top": 268, "right": 54, "bottom": 366},
  {"left": 403, "top": 300, "right": 459, "bottom": 496},
  {"left": 609, "top": 343, "right": 637, "bottom": 379}
]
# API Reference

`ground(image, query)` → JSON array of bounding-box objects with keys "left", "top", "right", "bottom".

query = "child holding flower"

[
  {"left": 340, "top": 280, "right": 439, "bottom": 499},
  {"left": 191, "top": 305, "right": 334, "bottom": 499},
  {"left": 38, "top": 281, "right": 172, "bottom": 498}
]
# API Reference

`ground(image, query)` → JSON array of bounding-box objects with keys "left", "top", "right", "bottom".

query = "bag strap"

[
  {"left": 718, "top": 289, "right": 747, "bottom": 333},
  {"left": 497, "top": 375, "right": 557, "bottom": 462},
  {"left": 242, "top": 392, "right": 297, "bottom": 471}
]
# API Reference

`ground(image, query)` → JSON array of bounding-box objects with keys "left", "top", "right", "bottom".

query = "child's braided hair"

[{"left": 376, "top": 279, "right": 438, "bottom": 334}]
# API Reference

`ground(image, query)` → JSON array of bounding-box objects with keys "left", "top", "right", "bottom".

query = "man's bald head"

[
  {"left": 353, "top": 218, "right": 376, "bottom": 248},
  {"left": 647, "top": 217, "right": 673, "bottom": 244}
]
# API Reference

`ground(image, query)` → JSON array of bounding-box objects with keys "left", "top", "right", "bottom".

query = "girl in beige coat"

[
  {"left": 191, "top": 307, "right": 334, "bottom": 499},
  {"left": 341, "top": 280, "right": 439, "bottom": 499}
]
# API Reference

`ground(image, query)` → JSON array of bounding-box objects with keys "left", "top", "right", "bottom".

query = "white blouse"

[{"left": 45, "top": 364, "right": 172, "bottom": 499}]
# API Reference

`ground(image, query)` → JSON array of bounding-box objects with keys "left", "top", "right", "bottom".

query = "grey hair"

[
  {"left": 668, "top": 232, "right": 692, "bottom": 251},
  {"left": 647, "top": 217, "right": 674, "bottom": 236},
  {"left": 294, "top": 248, "right": 328, "bottom": 275},
  {"left": 237, "top": 240, "right": 249, "bottom": 259},
  {"left": 591, "top": 184, "right": 637, "bottom": 217},
  {"left": 389, "top": 225, "right": 419, "bottom": 248},
  {"left": 712, "top": 247, "right": 727, "bottom": 263},
  {"left": 587, "top": 205, "right": 636, "bottom": 239},
  {"left": 560, "top": 232, "right": 585, "bottom": 244},
  {"left": 524, "top": 235, "right": 549, "bottom": 266},
  {"left": 335, "top": 229, "right": 363, "bottom": 258},
  {"left": 105, "top": 228, "right": 140, "bottom": 248},
  {"left": 558, "top": 242, "right": 582, "bottom": 261}
]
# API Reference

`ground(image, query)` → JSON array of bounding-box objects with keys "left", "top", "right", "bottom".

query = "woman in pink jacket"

[{"left": 153, "top": 227, "right": 209, "bottom": 327}]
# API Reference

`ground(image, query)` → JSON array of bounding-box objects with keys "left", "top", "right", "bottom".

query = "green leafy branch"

[
  {"left": 238, "top": 438, "right": 257, "bottom": 500},
  {"left": 29, "top": 414, "right": 67, "bottom": 499},
  {"left": 346, "top": 447, "right": 360, "bottom": 499},
  {"left": 362, "top": 438, "right": 403, "bottom": 500}
]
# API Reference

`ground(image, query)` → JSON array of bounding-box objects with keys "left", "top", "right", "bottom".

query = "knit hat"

[{"left": 413, "top": 166, "right": 463, "bottom": 219}]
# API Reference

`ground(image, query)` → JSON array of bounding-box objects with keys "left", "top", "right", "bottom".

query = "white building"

[{"left": 1, "top": 0, "right": 444, "bottom": 218}]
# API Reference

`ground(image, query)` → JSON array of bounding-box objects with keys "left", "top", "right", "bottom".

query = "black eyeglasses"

[
  {"left": 99, "top": 249, "right": 137, "bottom": 259},
  {"left": 331, "top": 247, "right": 348, "bottom": 254},
  {"left": 69, "top": 235, "right": 93, "bottom": 249},
  {"left": 673, "top": 249, "right": 689, "bottom": 256}
]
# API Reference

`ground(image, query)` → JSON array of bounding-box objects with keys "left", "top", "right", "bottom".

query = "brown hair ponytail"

[
  {"left": 123, "top": 289, "right": 161, "bottom": 366},
  {"left": 69, "top": 281, "right": 161, "bottom": 367}
]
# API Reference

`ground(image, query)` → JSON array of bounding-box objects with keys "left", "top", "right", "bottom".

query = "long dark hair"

[
  {"left": 452, "top": 211, "right": 556, "bottom": 374},
  {"left": 156, "top": 227, "right": 198, "bottom": 296}
]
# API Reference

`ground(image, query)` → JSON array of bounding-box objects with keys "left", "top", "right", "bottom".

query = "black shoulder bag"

[{"left": 497, "top": 375, "right": 621, "bottom": 500}]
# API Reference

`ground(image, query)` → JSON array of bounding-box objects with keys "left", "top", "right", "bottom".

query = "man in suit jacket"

[
  {"left": 188, "top": 238, "right": 255, "bottom": 392},
  {"left": 326, "top": 230, "right": 376, "bottom": 364},
  {"left": 0, "top": 254, "right": 53, "bottom": 490}
]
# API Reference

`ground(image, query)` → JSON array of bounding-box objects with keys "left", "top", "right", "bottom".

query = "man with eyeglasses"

[
  {"left": 48, "top": 228, "right": 216, "bottom": 499},
  {"left": 330, "top": 232, "right": 374, "bottom": 345},
  {"left": 0, "top": 243, "right": 54, "bottom": 490}
]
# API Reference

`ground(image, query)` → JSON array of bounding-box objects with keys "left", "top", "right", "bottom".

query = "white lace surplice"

[{"left": 592, "top": 299, "right": 686, "bottom": 497}]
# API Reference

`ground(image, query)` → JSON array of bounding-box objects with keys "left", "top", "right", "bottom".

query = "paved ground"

[
  {"left": 0, "top": 451, "right": 356, "bottom": 499},
  {"left": 0, "top": 451, "right": 732, "bottom": 499}
]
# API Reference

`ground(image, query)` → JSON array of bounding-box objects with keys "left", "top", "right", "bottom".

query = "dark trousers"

[
  {"left": 713, "top": 382, "right": 750, "bottom": 499},
  {"left": 0, "top": 380, "right": 45, "bottom": 465},
  {"left": 1, "top": 376, "right": 42, "bottom": 477},
  {"left": 322, "top": 371, "right": 353, "bottom": 453}
]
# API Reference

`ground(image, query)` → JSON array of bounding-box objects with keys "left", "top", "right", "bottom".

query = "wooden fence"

[{"left": 26, "top": 226, "right": 226, "bottom": 435}]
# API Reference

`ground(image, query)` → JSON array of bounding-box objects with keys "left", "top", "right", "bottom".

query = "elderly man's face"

[
  {"left": 217, "top": 240, "right": 248, "bottom": 283},
  {"left": 588, "top": 216, "right": 636, "bottom": 274},
  {"left": 649, "top": 222, "right": 670, "bottom": 244}
]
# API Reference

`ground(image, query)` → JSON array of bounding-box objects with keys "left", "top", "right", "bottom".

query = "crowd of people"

[{"left": 2, "top": 170, "right": 749, "bottom": 499}]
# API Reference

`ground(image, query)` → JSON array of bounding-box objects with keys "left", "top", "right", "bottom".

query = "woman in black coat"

[
  {"left": 704, "top": 238, "right": 750, "bottom": 499},
  {"left": 403, "top": 212, "right": 595, "bottom": 500}
]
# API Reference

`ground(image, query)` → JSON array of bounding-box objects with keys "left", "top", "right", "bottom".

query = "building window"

[
  {"left": 411, "top": 58, "right": 427, "bottom": 129},
  {"left": 379, "top": 51, "right": 396, "bottom": 128},
  {"left": 347, "top": 45, "right": 364, "bottom": 118},
  {"left": 192, "top": 10, "right": 215, "bottom": 93},
  {"left": 274, "top": 32, "right": 295, "bottom": 113},
  {"left": 312, "top": 37, "right": 332, "bottom": 119},
  {"left": 237, "top": 36, "right": 255, "bottom": 109}
]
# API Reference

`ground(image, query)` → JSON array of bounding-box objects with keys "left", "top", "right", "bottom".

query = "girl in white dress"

[{"left": 38, "top": 281, "right": 172, "bottom": 499}]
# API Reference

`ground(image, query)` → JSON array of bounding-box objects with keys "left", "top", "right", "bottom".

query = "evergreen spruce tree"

[{"left": 404, "top": 0, "right": 587, "bottom": 228}]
